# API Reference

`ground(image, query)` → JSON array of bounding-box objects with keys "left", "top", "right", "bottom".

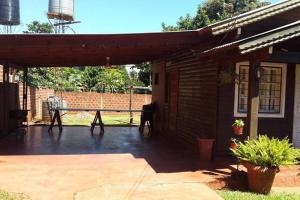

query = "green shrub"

[
  {"left": 232, "top": 119, "right": 245, "bottom": 128},
  {"left": 231, "top": 135, "right": 300, "bottom": 167}
]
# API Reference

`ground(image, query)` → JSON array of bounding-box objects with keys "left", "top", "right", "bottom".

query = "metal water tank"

[
  {"left": 48, "top": 0, "right": 74, "bottom": 21},
  {"left": 0, "top": 0, "right": 20, "bottom": 25}
]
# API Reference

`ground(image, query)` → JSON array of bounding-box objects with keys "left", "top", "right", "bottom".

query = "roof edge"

[
  {"left": 208, "top": 0, "right": 300, "bottom": 35},
  {"left": 197, "top": 20, "right": 300, "bottom": 57}
]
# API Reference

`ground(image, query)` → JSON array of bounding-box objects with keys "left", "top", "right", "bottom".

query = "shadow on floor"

[
  {"left": 0, "top": 126, "right": 235, "bottom": 174},
  {"left": 207, "top": 170, "right": 248, "bottom": 191}
]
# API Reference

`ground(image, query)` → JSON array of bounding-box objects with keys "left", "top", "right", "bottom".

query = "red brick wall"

[
  {"left": 19, "top": 86, "right": 55, "bottom": 120},
  {"left": 17, "top": 87, "right": 152, "bottom": 120},
  {"left": 0, "top": 64, "right": 152, "bottom": 120},
  {"left": 60, "top": 92, "right": 152, "bottom": 115}
]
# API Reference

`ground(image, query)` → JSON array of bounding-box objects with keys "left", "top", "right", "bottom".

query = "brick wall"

[
  {"left": 0, "top": 65, "right": 152, "bottom": 119},
  {"left": 19, "top": 86, "right": 55, "bottom": 120},
  {"left": 0, "top": 64, "right": 152, "bottom": 120},
  {"left": 16, "top": 86, "right": 151, "bottom": 120},
  {"left": 60, "top": 92, "right": 152, "bottom": 115}
]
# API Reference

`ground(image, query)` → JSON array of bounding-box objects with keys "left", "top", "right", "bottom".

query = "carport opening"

[
  {"left": 0, "top": 63, "right": 154, "bottom": 134},
  {"left": 0, "top": 32, "right": 203, "bottom": 173},
  {"left": 0, "top": 63, "right": 200, "bottom": 174}
]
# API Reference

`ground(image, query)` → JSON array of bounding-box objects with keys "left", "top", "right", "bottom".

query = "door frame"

[
  {"left": 166, "top": 70, "right": 179, "bottom": 136},
  {"left": 293, "top": 64, "right": 300, "bottom": 148}
]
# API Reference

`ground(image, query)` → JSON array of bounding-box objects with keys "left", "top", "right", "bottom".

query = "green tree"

[
  {"left": 59, "top": 68, "right": 83, "bottom": 91},
  {"left": 27, "top": 67, "right": 54, "bottom": 88},
  {"left": 23, "top": 20, "right": 53, "bottom": 33},
  {"left": 102, "top": 66, "right": 131, "bottom": 93},
  {"left": 162, "top": 0, "right": 270, "bottom": 31},
  {"left": 81, "top": 67, "right": 104, "bottom": 92},
  {"left": 128, "top": 68, "right": 145, "bottom": 89},
  {"left": 133, "top": 62, "right": 152, "bottom": 86}
]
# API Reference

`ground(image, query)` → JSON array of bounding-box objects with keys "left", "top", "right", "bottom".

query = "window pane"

[
  {"left": 259, "top": 66, "right": 281, "bottom": 113},
  {"left": 238, "top": 65, "right": 249, "bottom": 113},
  {"left": 239, "top": 83, "right": 248, "bottom": 96},
  {"left": 239, "top": 66, "right": 249, "bottom": 82},
  {"left": 236, "top": 64, "right": 283, "bottom": 114},
  {"left": 239, "top": 97, "right": 247, "bottom": 112}
]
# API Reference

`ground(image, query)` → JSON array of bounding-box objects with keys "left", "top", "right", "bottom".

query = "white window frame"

[{"left": 234, "top": 62, "right": 287, "bottom": 118}]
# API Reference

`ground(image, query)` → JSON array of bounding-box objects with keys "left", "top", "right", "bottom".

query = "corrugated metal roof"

[
  {"left": 239, "top": 21, "right": 300, "bottom": 54},
  {"left": 209, "top": 0, "right": 300, "bottom": 35},
  {"left": 198, "top": 21, "right": 300, "bottom": 56},
  {"left": 197, "top": 41, "right": 238, "bottom": 56}
]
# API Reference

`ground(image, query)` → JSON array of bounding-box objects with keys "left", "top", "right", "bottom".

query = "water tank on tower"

[
  {"left": 48, "top": 0, "right": 74, "bottom": 21},
  {"left": 0, "top": 0, "right": 20, "bottom": 25}
]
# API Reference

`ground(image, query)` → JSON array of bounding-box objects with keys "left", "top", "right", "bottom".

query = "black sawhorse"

[
  {"left": 90, "top": 110, "right": 104, "bottom": 135},
  {"left": 48, "top": 109, "right": 104, "bottom": 135},
  {"left": 48, "top": 108, "right": 144, "bottom": 135}
]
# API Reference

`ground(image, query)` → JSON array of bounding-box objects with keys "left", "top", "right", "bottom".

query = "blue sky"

[{"left": 18, "top": 0, "right": 280, "bottom": 34}]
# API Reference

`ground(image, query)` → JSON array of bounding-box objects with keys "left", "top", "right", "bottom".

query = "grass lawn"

[
  {"left": 217, "top": 190, "right": 300, "bottom": 200},
  {"left": 0, "top": 190, "right": 28, "bottom": 200},
  {"left": 61, "top": 113, "right": 140, "bottom": 126}
]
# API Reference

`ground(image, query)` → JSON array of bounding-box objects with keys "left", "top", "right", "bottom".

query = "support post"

[
  {"left": 3, "top": 64, "right": 9, "bottom": 83},
  {"left": 2, "top": 64, "right": 9, "bottom": 135},
  {"left": 23, "top": 67, "right": 28, "bottom": 111},
  {"left": 129, "top": 86, "right": 133, "bottom": 124},
  {"left": 247, "top": 61, "right": 260, "bottom": 139}
]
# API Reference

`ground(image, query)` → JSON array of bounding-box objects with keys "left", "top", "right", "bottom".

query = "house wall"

[
  {"left": 152, "top": 60, "right": 166, "bottom": 135},
  {"left": 153, "top": 51, "right": 219, "bottom": 150},
  {"left": 0, "top": 65, "right": 2, "bottom": 82},
  {"left": 176, "top": 61, "right": 218, "bottom": 150},
  {"left": 0, "top": 83, "right": 19, "bottom": 135},
  {"left": 153, "top": 50, "right": 296, "bottom": 155},
  {"left": 216, "top": 63, "right": 295, "bottom": 155}
]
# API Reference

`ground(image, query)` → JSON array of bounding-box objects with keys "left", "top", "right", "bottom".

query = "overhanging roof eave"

[{"left": 207, "top": 0, "right": 300, "bottom": 35}]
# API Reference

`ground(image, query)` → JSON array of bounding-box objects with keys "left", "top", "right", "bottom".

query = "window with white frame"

[{"left": 234, "top": 62, "right": 287, "bottom": 118}]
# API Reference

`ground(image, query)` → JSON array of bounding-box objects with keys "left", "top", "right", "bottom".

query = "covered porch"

[
  {"left": 0, "top": 31, "right": 230, "bottom": 199},
  {"left": 0, "top": 1, "right": 300, "bottom": 197}
]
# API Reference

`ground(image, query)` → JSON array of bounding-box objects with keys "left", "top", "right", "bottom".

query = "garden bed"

[
  {"left": 0, "top": 189, "right": 28, "bottom": 200},
  {"left": 217, "top": 190, "right": 300, "bottom": 200},
  {"left": 207, "top": 165, "right": 300, "bottom": 190},
  {"left": 207, "top": 165, "right": 300, "bottom": 200}
]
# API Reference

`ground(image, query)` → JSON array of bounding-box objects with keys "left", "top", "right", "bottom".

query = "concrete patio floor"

[{"left": 0, "top": 126, "right": 226, "bottom": 200}]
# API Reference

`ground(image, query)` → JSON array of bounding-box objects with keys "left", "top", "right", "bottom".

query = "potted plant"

[
  {"left": 229, "top": 138, "right": 239, "bottom": 150},
  {"left": 197, "top": 133, "right": 215, "bottom": 162},
  {"left": 231, "top": 135, "right": 300, "bottom": 194},
  {"left": 232, "top": 119, "right": 245, "bottom": 135},
  {"left": 218, "top": 66, "right": 238, "bottom": 85}
]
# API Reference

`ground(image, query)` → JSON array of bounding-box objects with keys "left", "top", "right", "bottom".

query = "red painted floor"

[{"left": 0, "top": 126, "right": 226, "bottom": 200}]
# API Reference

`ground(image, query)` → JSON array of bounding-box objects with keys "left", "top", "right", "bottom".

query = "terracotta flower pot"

[
  {"left": 230, "top": 142, "right": 238, "bottom": 150},
  {"left": 233, "top": 126, "right": 243, "bottom": 135},
  {"left": 242, "top": 161, "right": 279, "bottom": 194},
  {"left": 197, "top": 138, "right": 215, "bottom": 162}
]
